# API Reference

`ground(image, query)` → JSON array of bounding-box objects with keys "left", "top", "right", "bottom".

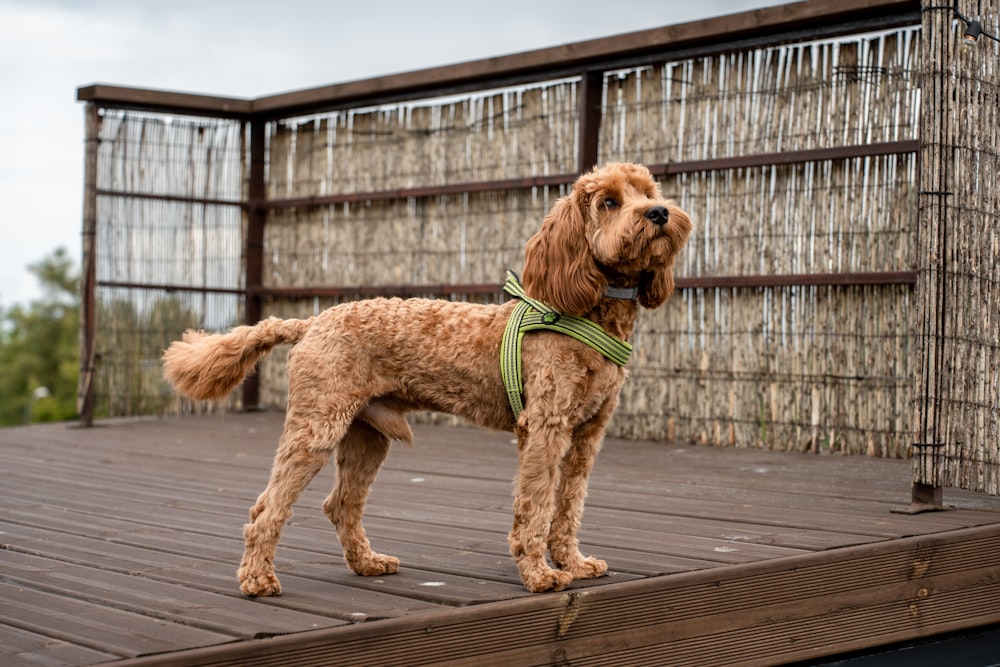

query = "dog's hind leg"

[
  {"left": 322, "top": 420, "right": 399, "bottom": 576},
  {"left": 547, "top": 412, "right": 611, "bottom": 581},
  {"left": 238, "top": 414, "right": 333, "bottom": 597}
]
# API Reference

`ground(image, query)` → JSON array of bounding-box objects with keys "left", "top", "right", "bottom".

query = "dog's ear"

[
  {"left": 638, "top": 269, "right": 674, "bottom": 310},
  {"left": 639, "top": 204, "right": 692, "bottom": 309},
  {"left": 522, "top": 189, "right": 605, "bottom": 316}
]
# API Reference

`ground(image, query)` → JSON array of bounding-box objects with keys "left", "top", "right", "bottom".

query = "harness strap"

[{"left": 500, "top": 271, "right": 633, "bottom": 419}]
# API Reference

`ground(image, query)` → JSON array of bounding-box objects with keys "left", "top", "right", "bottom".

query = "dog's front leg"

[
  {"left": 508, "top": 421, "right": 575, "bottom": 593},
  {"left": 547, "top": 412, "right": 612, "bottom": 581}
]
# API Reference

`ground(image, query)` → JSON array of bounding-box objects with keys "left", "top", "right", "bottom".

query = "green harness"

[{"left": 500, "top": 270, "right": 633, "bottom": 419}]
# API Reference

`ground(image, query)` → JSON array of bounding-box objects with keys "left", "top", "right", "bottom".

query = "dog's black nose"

[{"left": 644, "top": 205, "right": 669, "bottom": 226}]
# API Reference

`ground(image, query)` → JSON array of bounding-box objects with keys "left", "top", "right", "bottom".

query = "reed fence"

[
  {"left": 76, "top": 0, "right": 1000, "bottom": 497},
  {"left": 913, "top": 1, "right": 1000, "bottom": 497}
]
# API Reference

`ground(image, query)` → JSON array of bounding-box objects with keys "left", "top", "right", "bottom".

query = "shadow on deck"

[{"left": 2, "top": 412, "right": 999, "bottom": 666}]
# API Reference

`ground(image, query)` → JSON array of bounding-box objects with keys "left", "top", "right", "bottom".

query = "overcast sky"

[{"left": 0, "top": 0, "right": 774, "bottom": 308}]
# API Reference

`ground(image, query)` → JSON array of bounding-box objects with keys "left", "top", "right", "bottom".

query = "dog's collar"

[
  {"left": 500, "top": 271, "right": 632, "bottom": 419},
  {"left": 604, "top": 285, "right": 639, "bottom": 300},
  {"left": 594, "top": 262, "right": 641, "bottom": 301}
]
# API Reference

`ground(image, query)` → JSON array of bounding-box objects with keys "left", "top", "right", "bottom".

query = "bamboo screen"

[
  {"left": 88, "top": 110, "right": 245, "bottom": 417},
  {"left": 914, "top": 2, "right": 1000, "bottom": 495},
  {"left": 256, "top": 27, "right": 922, "bottom": 458},
  {"left": 607, "top": 29, "right": 919, "bottom": 456},
  {"left": 600, "top": 31, "right": 919, "bottom": 162},
  {"left": 269, "top": 84, "right": 579, "bottom": 196}
]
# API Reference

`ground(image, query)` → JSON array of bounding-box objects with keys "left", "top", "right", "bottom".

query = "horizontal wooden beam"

[
  {"left": 90, "top": 139, "right": 919, "bottom": 212},
  {"left": 254, "top": 140, "right": 919, "bottom": 210},
  {"left": 676, "top": 271, "right": 918, "bottom": 289},
  {"left": 97, "top": 281, "right": 244, "bottom": 296},
  {"left": 98, "top": 271, "right": 917, "bottom": 301},
  {"left": 255, "top": 174, "right": 577, "bottom": 210},
  {"left": 650, "top": 139, "right": 920, "bottom": 176},
  {"left": 77, "top": 84, "right": 253, "bottom": 119},
  {"left": 249, "top": 272, "right": 918, "bottom": 300},
  {"left": 94, "top": 189, "right": 243, "bottom": 208},
  {"left": 248, "top": 284, "right": 504, "bottom": 299}
]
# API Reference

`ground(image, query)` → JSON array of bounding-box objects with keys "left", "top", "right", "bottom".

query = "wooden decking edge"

[{"left": 107, "top": 523, "right": 1000, "bottom": 666}]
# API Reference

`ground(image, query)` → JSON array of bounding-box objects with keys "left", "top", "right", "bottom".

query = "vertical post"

[
  {"left": 909, "top": 1, "right": 955, "bottom": 510},
  {"left": 242, "top": 118, "right": 266, "bottom": 410},
  {"left": 577, "top": 70, "right": 603, "bottom": 174},
  {"left": 78, "top": 103, "right": 100, "bottom": 426}
]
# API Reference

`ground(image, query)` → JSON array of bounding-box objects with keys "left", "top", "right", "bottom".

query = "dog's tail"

[{"left": 162, "top": 316, "right": 312, "bottom": 400}]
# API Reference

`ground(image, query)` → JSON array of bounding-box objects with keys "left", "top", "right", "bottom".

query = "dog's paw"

[
  {"left": 348, "top": 552, "right": 400, "bottom": 576},
  {"left": 561, "top": 556, "right": 608, "bottom": 580},
  {"left": 521, "top": 565, "right": 574, "bottom": 593},
  {"left": 239, "top": 569, "right": 282, "bottom": 597}
]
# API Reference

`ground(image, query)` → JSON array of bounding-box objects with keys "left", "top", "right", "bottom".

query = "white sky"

[{"left": 0, "top": 0, "right": 774, "bottom": 308}]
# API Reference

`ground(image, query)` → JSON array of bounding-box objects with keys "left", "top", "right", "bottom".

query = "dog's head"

[{"left": 522, "top": 162, "right": 692, "bottom": 315}]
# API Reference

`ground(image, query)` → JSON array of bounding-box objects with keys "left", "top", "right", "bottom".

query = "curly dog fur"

[{"left": 162, "top": 162, "right": 691, "bottom": 594}]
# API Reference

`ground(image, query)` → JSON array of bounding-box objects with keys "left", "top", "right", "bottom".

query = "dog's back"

[
  {"left": 287, "top": 297, "right": 517, "bottom": 431},
  {"left": 162, "top": 298, "right": 519, "bottom": 431}
]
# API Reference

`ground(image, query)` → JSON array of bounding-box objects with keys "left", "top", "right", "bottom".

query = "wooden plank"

[
  {"left": 1, "top": 552, "right": 346, "bottom": 637},
  {"left": 0, "top": 468, "right": 254, "bottom": 522},
  {"left": 0, "top": 522, "right": 219, "bottom": 574},
  {"left": 346, "top": 473, "right": 977, "bottom": 557},
  {"left": 0, "top": 516, "right": 492, "bottom": 613},
  {"left": 348, "top": 502, "right": 811, "bottom": 567},
  {"left": 1, "top": 508, "right": 243, "bottom": 564},
  {"left": 0, "top": 582, "right": 234, "bottom": 660},
  {"left": 0, "top": 624, "right": 117, "bottom": 667},
  {"left": 280, "top": 561, "right": 533, "bottom": 607},
  {"left": 283, "top": 511, "right": 728, "bottom": 576},
  {"left": 148, "top": 561, "right": 440, "bottom": 620}
]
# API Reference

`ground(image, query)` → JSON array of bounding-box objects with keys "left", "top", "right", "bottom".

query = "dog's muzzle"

[{"left": 644, "top": 205, "right": 669, "bottom": 226}]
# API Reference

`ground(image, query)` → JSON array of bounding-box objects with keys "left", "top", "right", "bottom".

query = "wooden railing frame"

[{"left": 77, "top": 0, "right": 923, "bottom": 418}]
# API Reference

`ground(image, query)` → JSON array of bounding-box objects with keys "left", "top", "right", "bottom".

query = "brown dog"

[{"left": 162, "top": 162, "right": 691, "bottom": 594}]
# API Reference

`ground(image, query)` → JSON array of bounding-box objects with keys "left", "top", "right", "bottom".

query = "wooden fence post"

[
  {"left": 577, "top": 70, "right": 603, "bottom": 173},
  {"left": 78, "top": 103, "right": 100, "bottom": 426},
  {"left": 242, "top": 119, "right": 266, "bottom": 411},
  {"left": 910, "top": 0, "right": 953, "bottom": 511}
]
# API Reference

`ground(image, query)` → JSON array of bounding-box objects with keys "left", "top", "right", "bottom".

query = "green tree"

[{"left": 0, "top": 248, "right": 80, "bottom": 425}]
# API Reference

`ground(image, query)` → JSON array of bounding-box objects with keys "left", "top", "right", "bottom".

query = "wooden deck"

[{"left": 2, "top": 412, "right": 999, "bottom": 666}]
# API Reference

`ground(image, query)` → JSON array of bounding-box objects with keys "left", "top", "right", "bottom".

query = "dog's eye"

[{"left": 603, "top": 198, "right": 619, "bottom": 209}]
